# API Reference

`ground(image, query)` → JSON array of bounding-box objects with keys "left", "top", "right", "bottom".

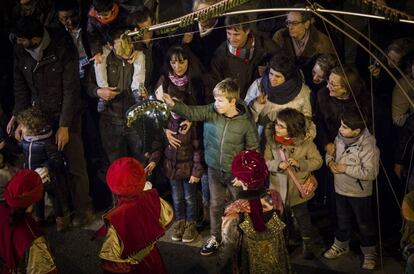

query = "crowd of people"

[{"left": 1, "top": 0, "right": 414, "bottom": 273}]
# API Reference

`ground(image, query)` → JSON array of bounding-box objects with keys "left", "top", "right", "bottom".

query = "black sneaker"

[{"left": 200, "top": 236, "right": 220, "bottom": 256}]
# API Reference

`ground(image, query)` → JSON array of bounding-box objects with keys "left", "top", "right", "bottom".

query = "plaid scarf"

[{"left": 227, "top": 32, "right": 255, "bottom": 63}]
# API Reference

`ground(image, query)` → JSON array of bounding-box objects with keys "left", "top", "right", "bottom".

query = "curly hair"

[{"left": 16, "top": 107, "right": 49, "bottom": 135}]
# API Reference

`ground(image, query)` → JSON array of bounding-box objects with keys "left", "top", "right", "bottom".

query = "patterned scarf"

[
  {"left": 227, "top": 32, "right": 255, "bottom": 63},
  {"left": 168, "top": 72, "right": 189, "bottom": 87}
]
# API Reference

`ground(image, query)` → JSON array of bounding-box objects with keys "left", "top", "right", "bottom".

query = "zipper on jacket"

[
  {"left": 28, "top": 142, "right": 33, "bottom": 169},
  {"left": 219, "top": 120, "right": 229, "bottom": 168},
  {"left": 33, "top": 55, "right": 56, "bottom": 73}
]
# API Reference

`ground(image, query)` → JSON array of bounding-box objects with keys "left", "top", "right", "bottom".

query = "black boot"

[{"left": 301, "top": 238, "right": 315, "bottom": 260}]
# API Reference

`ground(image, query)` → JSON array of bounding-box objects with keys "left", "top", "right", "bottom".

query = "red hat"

[
  {"left": 106, "top": 157, "right": 146, "bottom": 196},
  {"left": 232, "top": 150, "right": 269, "bottom": 232},
  {"left": 231, "top": 150, "right": 269, "bottom": 190},
  {"left": 4, "top": 169, "right": 43, "bottom": 208}
]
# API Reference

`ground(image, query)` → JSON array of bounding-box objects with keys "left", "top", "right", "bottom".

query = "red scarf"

[
  {"left": 0, "top": 203, "right": 43, "bottom": 273},
  {"left": 274, "top": 135, "right": 294, "bottom": 146},
  {"left": 88, "top": 4, "right": 119, "bottom": 25},
  {"left": 104, "top": 189, "right": 165, "bottom": 258}
]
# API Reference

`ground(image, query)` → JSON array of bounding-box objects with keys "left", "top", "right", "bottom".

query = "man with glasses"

[{"left": 272, "top": 4, "right": 334, "bottom": 69}]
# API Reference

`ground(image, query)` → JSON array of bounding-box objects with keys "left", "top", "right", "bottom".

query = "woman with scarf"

[
  {"left": 219, "top": 150, "right": 291, "bottom": 274},
  {"left": 246, "top": 53, "right": 315, "bottom": 139},
  {"left": 0, "top": 170, "right": 57, "bottom": 274},
  {"left": 264, "top": 108, "right": 323, "bottom": 260},
  {"left": 99, "top": 157, "right": 173, "bottom": 274}
]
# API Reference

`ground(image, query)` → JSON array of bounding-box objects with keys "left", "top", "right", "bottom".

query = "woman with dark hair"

[
  {"left": 155, "top": 44, "right": 207, "bottom": 106},
  {"left": 264, "top": 108, "right": 323, "bottom": 260},
  {"left": 246, "top": 53, "right": 315, "bottom": 138}
]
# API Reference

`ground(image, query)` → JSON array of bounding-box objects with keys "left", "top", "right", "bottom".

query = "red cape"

[
  {"left": 104, "top": 189, "right": 166, "bottom": 258},
  {"left": 0, "top": 203, "right": 43, "bottom": 273}
]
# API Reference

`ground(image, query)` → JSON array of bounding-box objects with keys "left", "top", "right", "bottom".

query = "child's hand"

[
  {"left": 164, "top": 128, "right": 181, "bottom": 148},
  {"left": 178, "top": 120, "right": 192, "bottom": 135},
  {"left": 287, "top": 158, "right": 299, "bottom": 168},
  {"left": 189, "top": 176, "right": 200, "bottom": 184},
  {"left": 328, "top": 161, "right": 346, "bottom": 174},
  {"left": 325, "top": 143, "right": 336, "bottom": 156},
  {"left": 0, "top": 141, "right": 5, "bottom": 150},
  {"left": 279, "top": 161, "right": 289, "bottom": 170},
  {"left": 335, "top": 163, "right": 347, "bottom": 173},
  {"left": 163, "top": 93, "right": 175, "bottom": 107},
  {"left": 144, "top": 161, "right": 156, "bottom": 176}
]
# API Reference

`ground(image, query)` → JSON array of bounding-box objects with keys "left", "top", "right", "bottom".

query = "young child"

[
  {"left": 16, "top": 107, "right": 67, "bottom": 231},
  {"left": 323, "top": 109, "right": 379, "bottom": 270},
  {"left": 220, "top": 150, "right": 292, "bottom": 273},
  {"left": 88, "top": 0, "right": 147, "bottom": 112},
  {"left": 95, "top": 30, "right": 146, "bottom": 112},
  {"left": 0, "top": 170, "right": 57, "bottom": 273},
  {"left": 163, "top": 78, "right": 259, "bottom": 255},
  {"left": 99, "top": 157, "right": 173, "bottom": 273},
  {"left": 164, "top": 109, "right": 203, "bottom": 243},
  {"left": 264, "top": 107, "right": 322, "bottom": 259}
]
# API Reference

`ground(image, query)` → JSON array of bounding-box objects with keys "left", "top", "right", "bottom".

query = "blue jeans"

[{"left": 170, "top": 179, "right": 197, "bottom": 221}]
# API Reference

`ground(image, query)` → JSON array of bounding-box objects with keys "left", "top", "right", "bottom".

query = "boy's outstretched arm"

[{"left": 163, "top": 93, "right": 211, "bottom": 122}]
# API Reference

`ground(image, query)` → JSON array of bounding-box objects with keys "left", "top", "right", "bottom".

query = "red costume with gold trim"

[{"left": 99, "top": 157, "right": 173, "bottom": 274}]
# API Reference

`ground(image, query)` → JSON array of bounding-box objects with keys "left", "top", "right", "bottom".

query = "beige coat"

[{"left": 264, "top": 133, "right": 323, "bottom": 207}]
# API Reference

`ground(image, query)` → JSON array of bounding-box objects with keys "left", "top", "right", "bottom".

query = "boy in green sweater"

[{"left": 163, "top": 78, "right": 259, "bottom": 255}]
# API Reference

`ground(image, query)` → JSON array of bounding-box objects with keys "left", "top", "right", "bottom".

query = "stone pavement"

[{"left": 43, "top": 221, "right": 404, "bottom": 274}]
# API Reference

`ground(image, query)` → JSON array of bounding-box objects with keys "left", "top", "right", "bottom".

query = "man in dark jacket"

[
  {"left": 6, "top": 15, "right": 94, "bottom": 227},
  {"left": 86, "top": 27, "right": 163, "bottom": 177},
  {"left": 210, "top": 14, "right": 276, "bottom": 98}
]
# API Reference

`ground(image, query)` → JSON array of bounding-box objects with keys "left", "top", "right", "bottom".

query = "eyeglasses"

[
  {"left": 285, "top": 20, "right": 304, "bottom": 27},
  {"left": 327, "top": 81, "right": 342, "bottom": 89}
]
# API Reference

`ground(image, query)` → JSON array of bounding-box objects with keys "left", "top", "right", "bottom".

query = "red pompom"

[
  {"left": 106, "top": 157, "right": 146, "bottom": 196},
  {"left": 4, "top": 170, "right": 43, "bottom": 208}
]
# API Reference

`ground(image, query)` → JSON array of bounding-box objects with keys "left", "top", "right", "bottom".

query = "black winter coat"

[
  {"left": 13, "top": 28, "right": 82, "bottom": 129},
  {"left": 21, "top": 130, "right": 64, "bottom": 173}
]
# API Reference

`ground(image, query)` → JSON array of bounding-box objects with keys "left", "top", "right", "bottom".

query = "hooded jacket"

[{"left": 326, "top": 129, "right": 380, "bottom": 198}]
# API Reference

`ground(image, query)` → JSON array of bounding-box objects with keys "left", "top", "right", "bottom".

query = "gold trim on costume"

[{"left": 26, "top": 236, "right": 57, "bottom": 274}]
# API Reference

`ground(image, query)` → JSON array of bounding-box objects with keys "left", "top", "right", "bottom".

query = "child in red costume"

[
  {"left": 99, "top": 157, "right": 173, "bottom": 274},
  {"left": 0, "top": 169, "right": 57, "bottom": 274}
]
